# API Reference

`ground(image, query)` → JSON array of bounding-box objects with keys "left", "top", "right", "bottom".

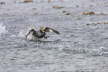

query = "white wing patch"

[{"left": 49, "top": 29, "right": 53, "bottom": 32}]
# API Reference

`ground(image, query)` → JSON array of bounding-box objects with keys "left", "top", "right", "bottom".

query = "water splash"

[
  {"left": 18, "top": 30, "right": 27, "bottom": 38},
  {"left": 18, "top": 24, "right": 37, "bottom": 38},
  {"left": 0, "top": 23, "right": 7, "bottom": 35}
]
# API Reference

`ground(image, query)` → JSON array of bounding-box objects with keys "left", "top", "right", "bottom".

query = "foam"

[{"left": 0, "top": 23, "right": 7, "bottom": 35}]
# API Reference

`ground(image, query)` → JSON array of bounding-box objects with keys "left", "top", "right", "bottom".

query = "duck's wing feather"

[{"left": 45, "top": 27, "right": 60, "bottom": 34}]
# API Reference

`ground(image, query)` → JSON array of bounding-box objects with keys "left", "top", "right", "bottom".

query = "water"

[
  {"left": 0, "top": 23, "right": 7, "bottom": 35},
  {"left": 0, "top": 0, "right": 108, "bottom": 72}
]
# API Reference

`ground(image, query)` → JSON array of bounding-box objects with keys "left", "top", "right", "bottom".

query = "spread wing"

[
  {"left": 25, "top": 29, "right": 37, "bottom": 38},
  {"left": 45, "top": 27, "right": 60, "bottom": 34}
]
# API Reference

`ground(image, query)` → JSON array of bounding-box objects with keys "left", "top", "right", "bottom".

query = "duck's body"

[{"left": 26, "top": 27, "right": 60, "bottom": 41}]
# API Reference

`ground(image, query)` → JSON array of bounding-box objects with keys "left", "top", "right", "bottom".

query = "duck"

[{"left": 25, "top": 26, "right": 60, "bottom": 41}]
